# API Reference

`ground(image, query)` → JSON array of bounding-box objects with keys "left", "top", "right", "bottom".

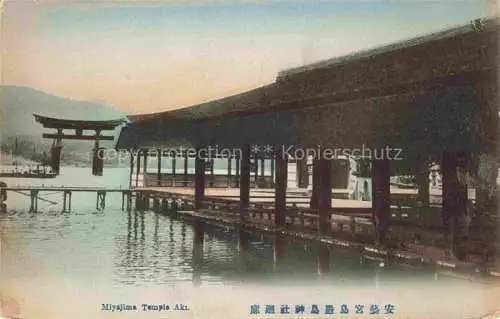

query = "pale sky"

[{"left": 1, "top": 0, "right": 496, "bottom": 114}]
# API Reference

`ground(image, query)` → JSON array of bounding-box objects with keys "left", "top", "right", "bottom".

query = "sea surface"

[{"left": 0, "top": 167, "right": 498, "bottom": 319}]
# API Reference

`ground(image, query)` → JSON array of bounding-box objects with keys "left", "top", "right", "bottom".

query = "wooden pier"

[{"left": 0, "top": 186, "right": 134, "bottom": 213}]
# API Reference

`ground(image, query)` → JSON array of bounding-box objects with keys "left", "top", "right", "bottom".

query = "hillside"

[{"left": 0, "top": 86, "right": 128, "bottom": 166}]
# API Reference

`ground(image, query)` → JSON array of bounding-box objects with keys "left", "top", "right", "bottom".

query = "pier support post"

[
  {"left": 29, "top": 190, "right": 39, "bottom": 213},
  {"left": 63, "top": 191, "right": 67, "bottom": 212},
  {"left": 275, "top": 147, "right": 287, "bottom": 227},
  {"left": 318, "top": 155, "right": 332, "bottom": 235},
  {"left": 194, "top": 148, "right": 206, "bottom": 210},
  {"left": 135, "top": 193, "right": 143, "bottom": 211},
  {"left": 63, "top": 191, "right": 72, "bottom": 212},
  {"left": 442, "top": 151, "right": 467, "bottom": 260},
  {"left": 239, "top": 145, "right": 251, "bottom": 219},
  {"left": 372, "top": 156, "right": 391, "bottom": 246},
  {"left": 96, "top": 191, "right": 106, "bottom": 210},
  {"left": 184, "top": 151, "right": 189, "bottom": 187},
  {"left": 157, "top": 149, "right": 162, "bottom": 187},
  {"left": 126, "top": 192, "right": 132, "bottom": 211},
  {"left": 153, "top": 198, "right": 160, "bottom": 212}
]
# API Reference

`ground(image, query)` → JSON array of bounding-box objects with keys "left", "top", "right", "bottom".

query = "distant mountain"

[{"left": 0, "top": 86, "right": 128, "bottom": 165}]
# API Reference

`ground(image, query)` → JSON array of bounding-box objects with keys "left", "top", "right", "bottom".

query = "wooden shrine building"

[
  {"left": 34, "top": 114, "right": 125, "bottom": 176},
  {"left": 116, "top": 18, "right": 499, "bottom": 261}
]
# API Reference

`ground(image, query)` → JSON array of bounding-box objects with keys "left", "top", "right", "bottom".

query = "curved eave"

[
  {"left": 33, "top": 114, "right": 126, "bottom": 130},
  {"left": 277, "top": 17, "right": 498, "bottom": 80}
]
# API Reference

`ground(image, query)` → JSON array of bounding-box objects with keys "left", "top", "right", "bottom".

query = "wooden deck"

[{"left": 138, "top": 187, "right": 435, "bottom": 208}]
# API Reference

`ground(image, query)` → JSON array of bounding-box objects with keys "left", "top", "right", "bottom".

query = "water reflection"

[
  {"left": 273, "top": 236, "right": 285, "bottom": 266},
  {"left": 1, "top": 201, "right": 463, "bottom": 291},
  {"left": 317, "top": 244, "right": 330, "bottom": 275},
  {"left": 192, "top": 221, "right": 204, "bottom": 287}
]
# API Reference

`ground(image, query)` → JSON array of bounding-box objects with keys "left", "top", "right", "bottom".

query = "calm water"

[{"left": 0, "top": 168, "right": 498, "bottom": 319}]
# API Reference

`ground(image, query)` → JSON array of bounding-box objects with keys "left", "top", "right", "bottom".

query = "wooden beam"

[
  {"left": 442, "top": 151, "right": 467, "bottom": 260},
  {"left": 240, "top": 146, "right": 251, "bottom": 215},
  {"left": 227, "top": 157, "right": 232, "bottom": 187},
  {"left": 372, "top": 157, "right": 391, "bottom": 245},
  {"left": 274, "top": 147, "right": 287, "bottom": 227},
  {"left": 235, "top": 154, "right": 240, "bottom": 188},
  {"left": 42, "top": 134, "right": 114, "bottom": 141},
  {"left": 184, "top": 152, "right": 188, "bottom": 187},
  {"left": 310, "top": 157, "right": 320, "bottom": 209},
  {"left": 416, "top": 157, "right": 430, "bottom": 207},
  {"left": 318, "top": 156, "right": 332, "bottom": 235},
  {"left": 135, "top": 151, "right": 141, "bottom": 187},
  {"left": 129, "top": 154, "right": 134, "bottom": 187},
  {"left": 157, "top": 150, "right": 162, "bottom": 187}
]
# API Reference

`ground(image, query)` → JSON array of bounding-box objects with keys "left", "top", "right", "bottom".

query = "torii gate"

[{"left": 33, "top": 114, "right": 125, "bottom": 176}]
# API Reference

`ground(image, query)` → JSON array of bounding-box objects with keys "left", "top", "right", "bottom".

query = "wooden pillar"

[
  {"left": 183, "top": 151, "right": 188, "bottom": 187},
  {"left": 194, "top": 148, "right": 205, "bottom": 210},
  {"left": 129, "top": 153, "right": 134, "bottom": 187},
  {"left": 372, "top": 157, "right": 391, "bottom": 245},
  {"left": 50, "top": 137, "right": 62, "bottom": 175},
  {"left": 142, "top": 150, "right": 148, "bottom": 187},
  {"left": 135, "top": 150, "right": 141, "bottom": 187},
  {"left": 318, "top": 156, "right": 332, "bottom": 235},
  {"left": 143, "top": 151, "right": 148, "bottom": 174},
  {"left": 310, "top": 157, "right": 320, "bottom": 209},
  {"left": 442, "top": 151, "right": 467, "bottom": 260},
  {"left": 416, "top": 156, "right": 429, "bottom": 207},
  {"left": 260, "top": 157, "right": 265, "bottom": 177},
  {"left": 172, "top": 154, "right": 177, "bottom": 186},
  {"left": 63, "top": 191, "right": 67, "bottom": 212},
  {"left": 240, "top": 146, "right": 251, "bottom": 217},
  {"left": 297, "top": 158, "right": 309, "bottom": 189},
  {"left": 254, "top": 155, "right": 259, "bottom": 185},
  {"left": 275, "top": 147, "right": 287, "bottom": 227},
  {"left": 157, "top": 149, "right": 162, "bottom": 187},
  {"left": 92, "top": 136, "right": 104, "bottom": 176},
  {"left": 209, "top": 158, "right": 215, "bottom": 187},
  {"left": 235, "top": 154, "right": 241, "bottom": 187},
  {"left": 227, "top": 156, "right": 232, "bottom": 187}
]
